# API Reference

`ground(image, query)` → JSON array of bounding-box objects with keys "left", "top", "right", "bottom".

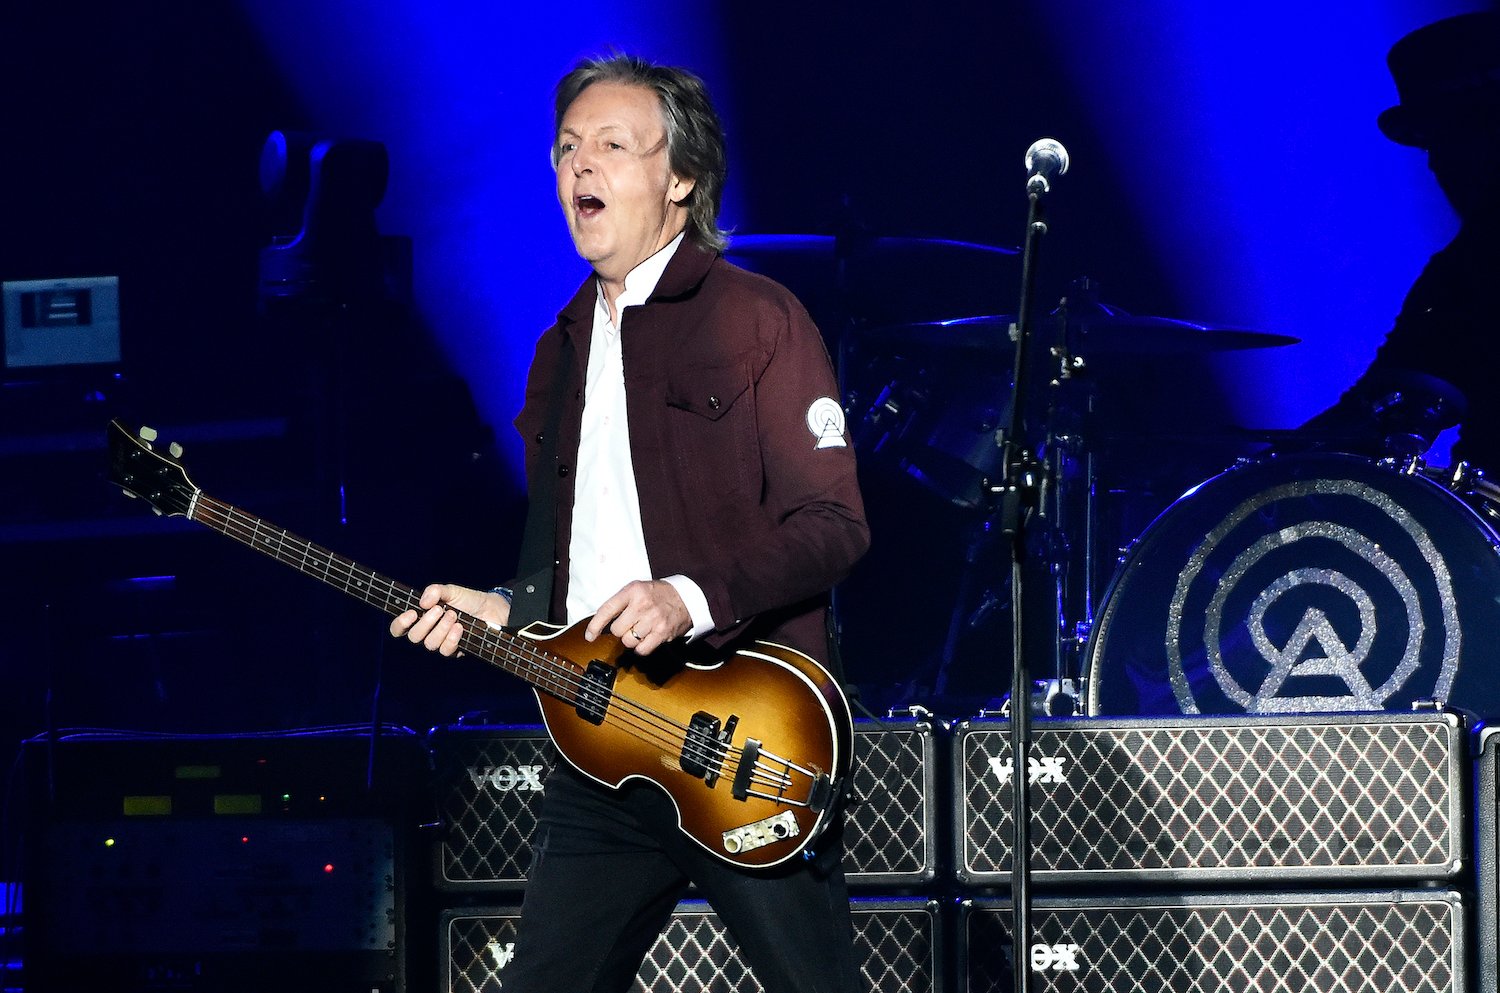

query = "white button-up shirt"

[{"left": 565, "top": 233, "right": 712, "bottom": 637}]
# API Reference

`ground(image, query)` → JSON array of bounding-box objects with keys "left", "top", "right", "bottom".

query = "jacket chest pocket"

[{"left": 665, "top": 362, "right": 758, "bottom": 493}]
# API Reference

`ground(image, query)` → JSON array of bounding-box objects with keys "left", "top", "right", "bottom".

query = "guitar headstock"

[{"left": 107, "top": 419, "right": 200, "bottom": 518}]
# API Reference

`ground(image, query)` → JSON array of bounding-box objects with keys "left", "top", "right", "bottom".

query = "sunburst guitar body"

[{"left": 107, "top": 419, "right": 851, "bottom": 868}]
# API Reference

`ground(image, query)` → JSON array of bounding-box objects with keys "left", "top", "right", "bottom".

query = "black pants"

[{"left": 501, "top": 761, "right": 864, "bottom": 993}]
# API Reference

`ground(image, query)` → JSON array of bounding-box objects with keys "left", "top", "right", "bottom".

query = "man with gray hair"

[{"left": 392, "top": 53, "right": 869, "bottom": 992}]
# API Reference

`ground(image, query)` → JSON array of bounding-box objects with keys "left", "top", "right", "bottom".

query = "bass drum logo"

[{"left": 1086, "top": 455, "right": 1500, "bottom": 717}]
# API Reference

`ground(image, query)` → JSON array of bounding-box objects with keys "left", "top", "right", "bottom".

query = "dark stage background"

[{"left": 1, "top": 0, "right": 1490, "bottom": 749}]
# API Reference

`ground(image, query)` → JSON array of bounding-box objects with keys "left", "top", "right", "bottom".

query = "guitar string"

[
  {"left": 194, "top": 496, "right": 810, "bottom": 797},
  {"left": 458, "top": 623, "right": 799, "bottom": 797},
  {"left": 195, "top": 497, "right": 733, "bottom": 772},
  {"left": 451, "top": 610, "right": 816, "bottom": 794},
  {"left": 179, "top": 493, "right": 807, "bottom": 800},
  {"left": 456, "top": 622, "right": 800, "bottom": 795},
  {"left": 200, "top": 500, "right": 805, "bottom": 796},
  {"left": 119, "top": 432, "right": 806, "bottom": 796}
]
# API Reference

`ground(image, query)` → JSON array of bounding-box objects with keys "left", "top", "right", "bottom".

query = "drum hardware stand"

[
  {"left": 932, "top": 517, "right": 1004, "bottom": 697},
  {"left": 1045, "top": 279, "right": 1107, "bottom": 681},
  {"left": 991, "top": 137, "right": 1069, "bottom": 993},
  {"left": 1409, "top": 459, "right": 1500, "bottom": 553}
]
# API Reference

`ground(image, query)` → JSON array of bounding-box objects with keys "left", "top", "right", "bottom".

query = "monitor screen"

[{"left": 3, "top": 276, "right": 121, "bottom": 372}]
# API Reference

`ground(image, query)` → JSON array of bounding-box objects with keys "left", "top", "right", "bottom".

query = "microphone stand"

[{"left": 996, "top": 143, "right": 1066, "bottom": 993}]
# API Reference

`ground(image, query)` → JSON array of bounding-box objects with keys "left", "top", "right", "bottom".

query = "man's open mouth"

[{"left": 576, "top": 195, "right": 606, "bottom": 215}]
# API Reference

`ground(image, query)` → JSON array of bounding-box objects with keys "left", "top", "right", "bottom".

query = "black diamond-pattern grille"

[
  {"left": 448, "top": 915, "right": 515, "bottom": 993},
  {"left": 1477, "top": 729, "right": 1500, "bottom": 993},
  {"left": 962, "top": 894, "right": 1460, "bottom": 993},
  {"left": 845, "top": 721, "right": 937, "bottom": 885},
  {"left": 434, "top": 721, "right": 940, "bottom": 890},
  {"left": 434, "top": 729, "right": 557, "bottom": 888},
  {"left": 443, "top": 900, "right": 938, "bottom": 993},
  {"left": 958, "top": 715, "right": 1459, "bottom": 883},
  {"left": 853, "top": 901, "right": 938, "bottom": 992},
  {"left": 639, "top": 913, "right": 758, "bottom": 993}
]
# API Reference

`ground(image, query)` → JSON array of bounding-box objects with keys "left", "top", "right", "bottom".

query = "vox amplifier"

[
  {"left": 431, "top": 717, "right": 943, "bottom": 891},
  {"left": 1473, "top": 726, "right": 1500, "bottom": 993},
  {"left": 958, "top": 890, "right": 1464, "bottom": 993},
  {"left": 844, "top": 716, "right": 942, "bottom": 888},
  {"left": 430, "top": 724, "right": 557, "bottom": 891},
  {"left": 442, "top": 897, "right": 941, "bottom": 993},
  {"left": 954, "top": 711, "right": 1464, "bottom": 886}
]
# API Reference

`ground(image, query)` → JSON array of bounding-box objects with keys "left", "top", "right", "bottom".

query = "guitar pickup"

[
  {"left": 575, "top": 661, "right": 616, "bottom": 726},
  {"left": 682, "top": 712, "right": 735, "bottom": 786},
  {"left": 682, "top": 712, "right": 719, "bottom": 781}
]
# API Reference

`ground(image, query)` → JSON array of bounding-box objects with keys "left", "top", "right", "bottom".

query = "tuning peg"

[
  {"left": 138, "top": 425, "right": 157, "bottom": 450},
  {"left": 169, "top": 441, "right": 184, "bottom": 459}
]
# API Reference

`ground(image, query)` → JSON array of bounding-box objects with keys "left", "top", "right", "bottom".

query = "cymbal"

[
  {"left": 725, "top": 233, "right": 1019, "bottom": 266},
  {"left": 853, "top": 312, "right": 1300, "bottom": 356},
  {"left": 724, "top": 234, "right": 1022, "bottom": 328},
  {"left": 1079, "top": 302, "right": 1301, "bottom": 353}
]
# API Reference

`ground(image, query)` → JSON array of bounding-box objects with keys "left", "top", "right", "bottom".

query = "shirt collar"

[
  {"left": 594, "top": 231, "right": 686, "bottom": 326},
  {"left": 557, "top": 231, "right": 717, "bottom": 336}
]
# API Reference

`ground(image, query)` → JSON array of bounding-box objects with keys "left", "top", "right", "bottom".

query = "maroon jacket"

[{"left": 513, "top": 237, "right": 870, "bottom": 666}]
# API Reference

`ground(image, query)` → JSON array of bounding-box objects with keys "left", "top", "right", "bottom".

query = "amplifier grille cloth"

[
  {"left": 444, "top": 900, "right": 937, "bottom": 993},
  {"left": 964, "top": 894, "right": 1461, "bottom": 993},
  {"left": 436, "top": 731, "right": 557, "bottom": 888},
  {"left": 959, "top": 716, "right": 1458, "bottom": 881},
  {"left": 435, "top": 720, "right": 938, "bottom": 888},
  {"left": 845, "top": 721, "right": 935, "bottom": 883}
]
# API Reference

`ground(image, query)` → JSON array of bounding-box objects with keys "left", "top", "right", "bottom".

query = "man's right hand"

[{"left": 390, "top": 583, "right": 511, "bottom": 657}]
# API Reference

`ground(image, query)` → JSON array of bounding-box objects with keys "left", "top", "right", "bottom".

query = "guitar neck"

[{"left": 187, "top": 492, "right": 579, "bottom": 702}]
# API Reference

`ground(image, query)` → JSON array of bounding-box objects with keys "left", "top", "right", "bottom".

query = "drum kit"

[{"left": 726, "top": 234, "right": 1500, "bottom": 723}]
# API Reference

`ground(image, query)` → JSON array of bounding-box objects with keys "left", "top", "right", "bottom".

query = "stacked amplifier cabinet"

[
  {"left": 843, "top": 714, "right": 943, "bottom": 889},
  {"left": 952, "top": 712, "right": 1466, "bottom": 884},
  {"left": 441, "top": 897, "right": 941, "bottom": 993},
  {"left": 430, "top": 724, "right": 557, "bottom": 892},
  {"left": 950, "top": 711, "right": 1469, "bottom": 992},
  {"left": 430, "top": 716, "right": 944, "bottom": 892},
  {"left": 21, "top": 729, "right": 430, "bottom": 993},
  {"left": 1473, "top": 726, "right": 1500, "bottom": 993},
  {"left": 958, "top": 890, "right": 1464, "bottom": 993},
  {"left": 428, "top": 716, "right": 945, "bottom": 990}
]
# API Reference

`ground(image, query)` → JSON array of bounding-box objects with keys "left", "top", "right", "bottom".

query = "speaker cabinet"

[
  {"left": 431, "top": 718, "right": 943, "bottom": 891},
  {"left": 1474, "top": 726, "right": 1500, "bottom": 993},
  {"left": 845, "top": 717, "right": 942, "bottom": 888},
  {"left": 959, "top": 891, "right": 1464, "bottom": 992},
  {"left": 441, "top": 897, "right": 942, "bottom": 993},
  {"left": 954, "top": 712, "right": 1464, "bottom": 886},
  {"left": 431, "top": 724, "right": 556, "bottom": 892}
]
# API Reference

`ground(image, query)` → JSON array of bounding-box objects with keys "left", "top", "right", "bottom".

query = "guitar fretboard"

[{"left": 188, "top": 492, "right": 585, "bottom": 705}]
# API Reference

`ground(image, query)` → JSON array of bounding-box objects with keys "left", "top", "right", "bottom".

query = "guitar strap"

[{"left": 508, "top": 333, "right": 574, "bottom": 627}]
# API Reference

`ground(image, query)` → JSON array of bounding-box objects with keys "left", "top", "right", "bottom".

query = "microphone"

[{"left": 1024, "top": 138, "right": 1069, "bottom": 195}]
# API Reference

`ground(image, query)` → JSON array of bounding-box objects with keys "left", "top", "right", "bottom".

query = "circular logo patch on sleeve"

[{"left": 806, "top": 397, "right": 848, "bottom": 449}]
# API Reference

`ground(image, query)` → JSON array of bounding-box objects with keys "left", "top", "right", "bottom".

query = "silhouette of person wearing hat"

[{"left": 1304, "top": 10, "right": 1500, "bottom": 468}]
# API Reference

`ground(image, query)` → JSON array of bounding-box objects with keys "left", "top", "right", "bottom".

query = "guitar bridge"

[
  {"left": 730, "top": 737, "right": 761, "bottom": 801},
  {"left": 722, "top": 810, "right": 800, "bottom": 855}
]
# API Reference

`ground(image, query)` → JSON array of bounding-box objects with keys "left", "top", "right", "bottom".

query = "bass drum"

[{"left": 1085, "top": 453, "right": 1500, "bottom": 718}]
